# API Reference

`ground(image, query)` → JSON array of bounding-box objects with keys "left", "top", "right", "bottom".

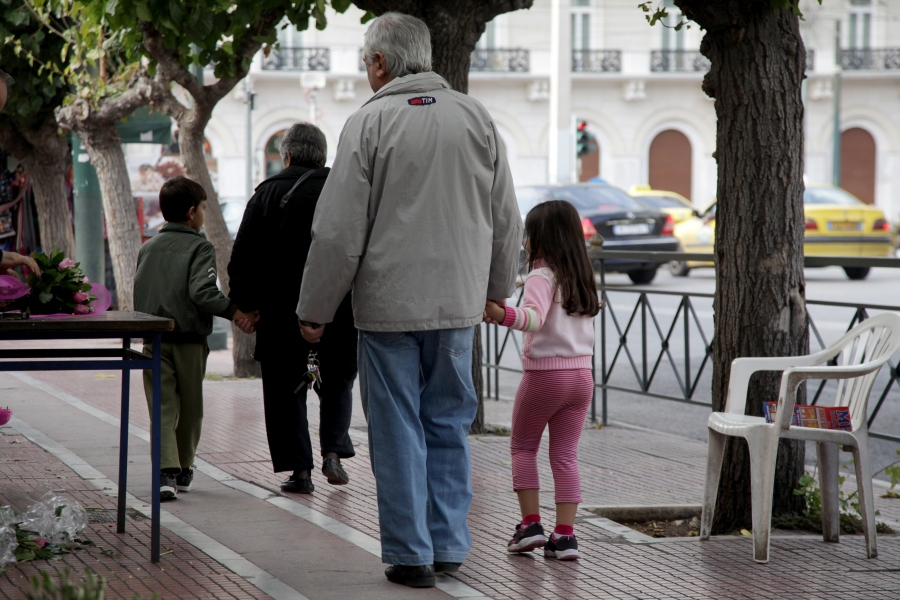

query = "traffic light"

[{"left": 576, "top": 121, "right": 597, "bottom": 158}]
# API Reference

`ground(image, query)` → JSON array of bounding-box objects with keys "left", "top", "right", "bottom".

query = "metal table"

[{"left": 0, "top": 311, "right": 174, "bottom": 562}]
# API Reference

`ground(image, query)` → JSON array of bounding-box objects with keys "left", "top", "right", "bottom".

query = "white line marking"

[{"left": 7, "top": 372, "right": 488, "bottom": 599}]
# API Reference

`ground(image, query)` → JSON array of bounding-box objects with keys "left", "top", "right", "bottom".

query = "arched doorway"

[
  {"left": 265, "top": 130, "right": 287, "bottom": 179},
  {"left": 649, "top": 129, "right": 692, "bottom": 200},
  {"left": 841, "top": 127, "right": 876, "bottom": 205}
]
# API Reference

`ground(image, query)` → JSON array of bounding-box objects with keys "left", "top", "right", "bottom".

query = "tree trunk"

[
  {"left": 0, "top": 117, "right": 74, "bottom": 257},
  {"left": 678, "top": 1, "right": 809, "bottom": 532},
  {"left": 470, "top": 324, "right": 486, "bottom": 434},
  {"left": 177, "top": 105, "right": 261, "bottom": 377},
  {"left": 77, "top": 124, "right": 141, "bottom": 311}
]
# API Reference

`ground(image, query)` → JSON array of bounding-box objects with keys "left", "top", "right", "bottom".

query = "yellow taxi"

[
  {"left": 670, "top": 184, "right": 894, "bottom": 280},
  {"left": 628, "top": 185, "right": 699, "bottom": 225}
]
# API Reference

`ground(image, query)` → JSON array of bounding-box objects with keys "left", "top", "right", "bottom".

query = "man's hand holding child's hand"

[
  {"left": 234, "top": 310, "right": 259, "bottom": 334},
  {"left": 483, "top": 299, "right": 506, "bottom": 325}
]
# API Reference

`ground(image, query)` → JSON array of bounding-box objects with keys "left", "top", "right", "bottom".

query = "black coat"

[{"left": 228, "top": 163, "right": 356, "bottom": 362}]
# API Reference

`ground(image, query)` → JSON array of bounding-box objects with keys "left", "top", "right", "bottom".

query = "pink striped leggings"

[{"left": 510, "top": 369, "right": 593, "bottom": 504}]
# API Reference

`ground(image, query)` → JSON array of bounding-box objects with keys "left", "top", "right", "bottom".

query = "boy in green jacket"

[{"left": 135, "top": 176, "right": 256, "bottom": 499}]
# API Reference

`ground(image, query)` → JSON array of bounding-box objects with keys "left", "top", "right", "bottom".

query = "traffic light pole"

[{"left": 549, "top": 0, "right": 573, "bottom": 184}]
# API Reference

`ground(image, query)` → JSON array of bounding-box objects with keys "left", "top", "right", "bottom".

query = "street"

[{"left": 483, "top": 264, "right": 900, "bottom": 483}]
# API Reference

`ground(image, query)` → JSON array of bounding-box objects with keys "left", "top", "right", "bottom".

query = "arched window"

[
  {"left": 649, "top": 129, "right": 692, "bottom": 200},
  {"left": 265, "top": 130, "right": 287, "bottom": 179},
  {"left": 841, "top": 127, "right": 876, "bottom": 205}
]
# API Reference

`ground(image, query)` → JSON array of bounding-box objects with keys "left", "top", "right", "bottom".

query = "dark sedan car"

[{"left": 515, "top": 184, "right": 679, "bottom": 284}]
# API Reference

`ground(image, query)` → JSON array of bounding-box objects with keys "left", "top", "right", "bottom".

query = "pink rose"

[
  {"left": 74, "top": 304, "right": 91, "bottom": 314},
  {"left": 59, "top": 258, "right": 75, "bottom": 270},
  {"left": 0, "top": 407, "right": 10, "bottom": 426},
  {"left": 82, "top": 277, "right": 90, "bottom": 284},
  {"left": 73, "top": 292, "right": 89, "bottom": 303},
  {"left": 35, "top": 538, "right": 46, "bottom": 548}
]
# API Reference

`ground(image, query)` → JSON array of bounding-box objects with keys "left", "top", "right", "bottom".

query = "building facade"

[{"left": 124, "top": 0, "right": 900, "bottom": 230}]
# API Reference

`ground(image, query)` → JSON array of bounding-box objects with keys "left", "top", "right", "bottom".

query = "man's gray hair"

[
  {"left": 279, "top": 122, "right": 327, "bottom": 168},
  {"left": 363, "top": 12, "right": 432, "bottom": 78}
]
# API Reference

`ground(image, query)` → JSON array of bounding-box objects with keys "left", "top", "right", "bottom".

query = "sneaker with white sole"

[
  {"left": 176, "top": 467, "right": 194, "bottom": 492},
  {"left": 507, "top": 521, "right": 547, "bottom": 553},
  {"left": 544, "top": 533, "right": 578, "bottom": 560},
  {"left": 160, "top": 472, "right": 177, "bottom": 500}
]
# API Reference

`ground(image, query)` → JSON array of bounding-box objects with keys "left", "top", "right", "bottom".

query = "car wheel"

[
  {"left": 627, "top": 268, "right": 657, "bottom": 285},
  {"left": 843, "top": 266, "right": 871, "bottom": 280},
  {"left": 668, "top": 260, "right": 690, "bottom": 277}
]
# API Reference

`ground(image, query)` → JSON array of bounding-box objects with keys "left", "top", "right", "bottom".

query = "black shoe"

[
  {"left": 434, "top": 562, "right": 461, "bottom": 573},
  {"left": 160, "top": 472, "right": 177, "bottom": 500},
  {"left": 384, "top": 565, "right": 435, "bottom": 588},
  {"left": 544, "top": 533, "right": 579, "bottom": 560},
  {"left": 507, "top": 521, "right": 546, "bottom": 553},
  {"left": 281, "top": 473, "right": 314, "bottom": 494},
  {"left": 176, "top": 467, "right": 194, "bottom": 492},
  {"left": 322, "top": 457, "right": 349, "bottom": 485}
]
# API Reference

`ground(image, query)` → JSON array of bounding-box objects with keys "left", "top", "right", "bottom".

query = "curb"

[{"left": 582, "top": 504, "right": 702, "bottom": 522}]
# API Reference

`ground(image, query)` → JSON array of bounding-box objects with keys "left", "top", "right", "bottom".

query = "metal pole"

[
  {"left": 832, "top": 20, "right": 843, "bottom": 188},
  {"left": 72, "top": 135, "right": 104, "bottom": 283},
  {"left": 600, "top": 259, "right": 608, "bottom": 426},
  {"left": 549, "top": 0, "right": 572, "bottom": 184},
  {"left": 117, "top": 337, "right": 129, "bottom": 534}
]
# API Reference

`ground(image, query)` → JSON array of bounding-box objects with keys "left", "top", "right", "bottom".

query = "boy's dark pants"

[
  {"left": 260, "top": 340, "right": 357, "bottom": 474},
  {"left": 142, "top": 342, "right": 209, "bottom": 471}
]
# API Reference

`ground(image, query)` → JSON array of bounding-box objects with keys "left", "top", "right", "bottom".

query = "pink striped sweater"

[{"left": 500, "top": 260, "right": 594, "bottom": 371}]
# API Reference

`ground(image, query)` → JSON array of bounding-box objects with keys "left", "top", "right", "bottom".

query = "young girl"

[{"left": 484, "top": 199, "right": 601, "bottom": 561}]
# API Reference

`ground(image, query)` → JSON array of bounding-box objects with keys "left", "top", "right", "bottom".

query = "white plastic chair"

[{"left": 700, "top": 312, "right": 900, "bottom": 563}]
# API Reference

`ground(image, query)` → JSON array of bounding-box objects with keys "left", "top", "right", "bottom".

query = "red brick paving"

[
  {"left": 3, "top": 339, "right": 900, "bottom": 599},
  {"left": 0, "top": 431, "right": 270, "bottom": 600}
]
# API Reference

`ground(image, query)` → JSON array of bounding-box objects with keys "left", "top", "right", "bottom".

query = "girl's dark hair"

[{"left": 524, "top": 199, "right": 601, "bottom": 318}]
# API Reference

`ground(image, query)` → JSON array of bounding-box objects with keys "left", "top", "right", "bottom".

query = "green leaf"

[
  {"left": 135, "top": 2, "right": 152, "bottom": 22},
  {"left": 38, "top": 291, "right": 53, "bottom": 304},
  {"left": 168, "top": 0, "right": 183, "bottom": 24},
  {"left": 331, "top": 0, "right": 351, "bottom": 12},
  {"left": 105, "top": 0, "right": 118, "bottom": 16}
]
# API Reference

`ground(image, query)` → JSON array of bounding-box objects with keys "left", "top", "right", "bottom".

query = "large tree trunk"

[
  {"left": 77, "top": 124, "right": 141, "bottom": 311},
  {"left": 0, "top": 116, "right": 74, "bottom": 257},
  {"left": 678, "top": 1, "right": 809, "bottom": 532},
  {"left": 56, "top": 82, "right": 153, "bottom": 312},
  {"left": 179, "top": 107, "right": 261, "bottom": 377}
]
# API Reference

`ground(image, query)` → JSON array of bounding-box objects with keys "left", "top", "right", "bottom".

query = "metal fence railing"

[{"left": 482, "top": 250, "right": 900, "bottom": 444}]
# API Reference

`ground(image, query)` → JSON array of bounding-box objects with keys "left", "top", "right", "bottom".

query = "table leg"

[
  {"left": 117, "top": 337, "right": 130, "bottom": 534},
  {"left": 151, "top": 334, "right": 161, "bottom": 563}
]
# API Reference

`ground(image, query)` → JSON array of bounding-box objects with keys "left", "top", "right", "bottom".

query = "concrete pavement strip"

[{"left": 6, "top": 371, "right": 488, "bottom": 600}]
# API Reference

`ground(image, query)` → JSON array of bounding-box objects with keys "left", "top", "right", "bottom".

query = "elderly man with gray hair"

[
  {"left": 296, "top": 12, "right": 522, "bottom": 588},
  {"left": 228, "top": 122, "right": 357, "bottom": 496}
]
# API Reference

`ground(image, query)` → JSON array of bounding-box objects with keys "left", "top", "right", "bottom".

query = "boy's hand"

[
  {"left": 300, "top": 321, "right": 325, "bottom": 343},
  {"left": 234, "top": 309, "right": 258, "bottom": 334},
  {"left": 484, "top": 300, "right": 506, "bottom": 325}
]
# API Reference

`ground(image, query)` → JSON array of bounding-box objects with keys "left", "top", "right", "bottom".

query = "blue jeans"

[{"left": 359, "top": 327, "right": 477, "bottom": 566}]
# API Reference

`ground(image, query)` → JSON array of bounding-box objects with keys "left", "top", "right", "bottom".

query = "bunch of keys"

[{"left": 295, "top": 350, "right": 323, "bottom": 392}]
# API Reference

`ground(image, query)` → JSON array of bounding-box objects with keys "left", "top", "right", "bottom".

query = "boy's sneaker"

[
  {"left": 176, "top": 467, "right": 194, "bottom": 492},
  {"left": 507, "top": 521, "right": 547, "bottom": 553},
  {"left": 160, "top": 472, "right": 177, "bottom": 500},
  {"left": 544, "top": 533, "right": 579, "bottom": 560}
]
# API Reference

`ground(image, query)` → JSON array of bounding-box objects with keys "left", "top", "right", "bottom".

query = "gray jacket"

[{"left": 296, "top": 72, "right": 522, "bottom": 332}]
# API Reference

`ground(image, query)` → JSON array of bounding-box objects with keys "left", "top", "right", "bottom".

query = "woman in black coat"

[{"left": 228, "top": 122, "right": 356, "bottom": 494}]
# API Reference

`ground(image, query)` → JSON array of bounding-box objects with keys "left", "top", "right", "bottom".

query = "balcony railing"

[
  {"left": 651, "top": 50, "right": 711, "bottom": 72},
  {"left": 572, "top": 50, "right": 621, "bottom": 73},
  {"left": 262, "top": 47, "right": 330, "bottom": 71},
  {"left": 470, "top": 48, "right": 530, "bottom": 73},
  {"left": 841, "top": 48, "right": 900, "bottom": 71}
]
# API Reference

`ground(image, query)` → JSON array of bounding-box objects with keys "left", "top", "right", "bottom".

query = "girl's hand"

[{"left": 484, "top": 300, "right": 506, "bottom": 325}]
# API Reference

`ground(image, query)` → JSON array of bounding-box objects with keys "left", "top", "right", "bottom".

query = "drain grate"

[{"left": 86, "top": 508, "right": 147, "bottom": 524}]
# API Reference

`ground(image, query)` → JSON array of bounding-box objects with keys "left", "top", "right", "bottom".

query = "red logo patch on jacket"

[{"left": 408, "top": 96, "right": 436, "bottom": 106}]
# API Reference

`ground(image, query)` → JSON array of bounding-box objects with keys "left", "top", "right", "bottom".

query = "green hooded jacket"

[{"left": 134, "top": 223, "right": 236, "bottom": 343}]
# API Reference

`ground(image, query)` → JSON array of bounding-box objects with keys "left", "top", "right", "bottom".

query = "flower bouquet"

[{"left": 0, "top": 250, "right": 111, "bottom": 316}]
